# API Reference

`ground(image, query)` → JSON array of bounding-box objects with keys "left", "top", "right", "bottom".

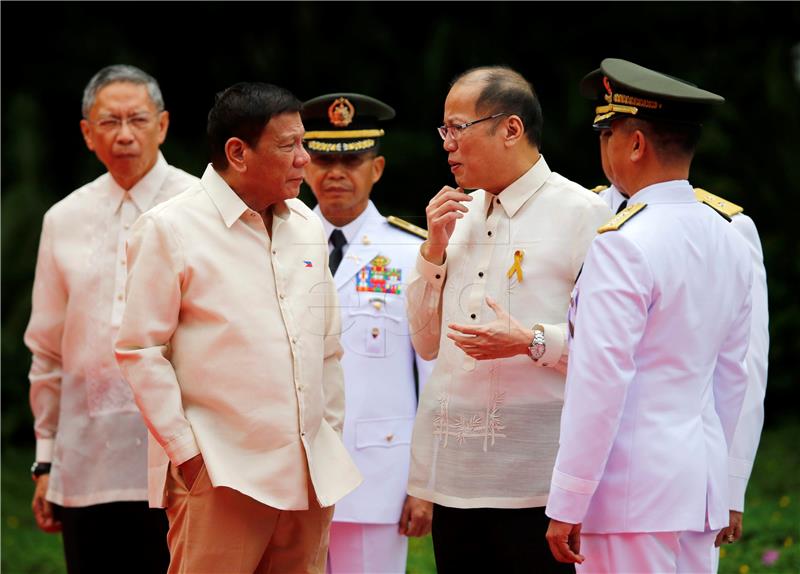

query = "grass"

[{"left": 2, "top": 423, "right": 797, "bottom": 574}]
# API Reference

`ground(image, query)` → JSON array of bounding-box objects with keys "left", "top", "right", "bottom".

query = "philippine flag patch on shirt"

[{"left": 303, "top": 260, "right": 313, "bottom": 268}]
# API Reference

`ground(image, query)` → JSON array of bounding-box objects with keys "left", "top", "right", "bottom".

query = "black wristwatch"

[{"left": 31, "top": 461, "right": 51, "bottom": 480}]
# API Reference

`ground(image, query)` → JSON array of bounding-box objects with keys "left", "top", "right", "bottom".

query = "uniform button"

[
  {"left": 487, "top": 230, "right": 493, "bottom": 237},
  {"left": 478, "top": 271, "right": 484, "bottom": 278},
  {"left": 496, "top": 198, "right": 501, "bottom": 204},
  {"left": 291, "top": 337, "right": 298, "bottom": 344},
  {"left": 301, "top": 432, "right": 306, "bottom": 437},
  {"left": 386, "top": 433, "right": 394, "bottom": 443},
  {"left": 435, "top": 274, "right": 441, "bottom": 279},
  {"left": 297, "top": 384, "right": 304, "bottom": 392},
  {"left": 272, "top": 249, "right": 277, "bottom": 255},
  {"left": 279, "top": 293, "right": 285, "bottom": 299},
  {"left": 117, "top": 294, "right": 123, "bottom": 301},
  {"left": 470, "top": 313, "right": 476, "bottom": 319}
]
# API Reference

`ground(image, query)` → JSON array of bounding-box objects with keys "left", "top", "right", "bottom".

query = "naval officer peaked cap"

[
  {"left": 302, "top": 93, "right": 395, "bottom": 154},
  {"left": 580, "top": 58, "right": 725, "bottom": 129}
]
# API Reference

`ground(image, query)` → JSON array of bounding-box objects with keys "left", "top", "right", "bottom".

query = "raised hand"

[{"left": 420, "top": 186, "right": 472, "bottom": 265}]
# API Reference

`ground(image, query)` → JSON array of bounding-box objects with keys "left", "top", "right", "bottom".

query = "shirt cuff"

[
  {"left": 416, "top": 251, "right": 447, "bottom": 287},
  {"left": 545, "top": 472, "right": 597, "bottom": 524},
  {"left": 535, "top": 323, "right": 567, "bottom": 368},
  {"left": 163, "top": 433, "right": 201, "bottom": 467},
  {"left": 729, "top": 474, "right": 747, "bottom": 512},
  {"left": 36, "top": 438, "right": 54, "bottom": 463}
]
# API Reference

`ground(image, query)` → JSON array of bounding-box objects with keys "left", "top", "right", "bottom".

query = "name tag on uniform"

[{"left": 355, "top": 254, "right": 403, "bottom": 294}]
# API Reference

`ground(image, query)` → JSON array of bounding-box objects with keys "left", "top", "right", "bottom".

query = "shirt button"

[
  {"left": 435, "top": 274, "right": 441, "bottom": 280},
  {"left": 279, "top": 293, "right": 285, "bottom": 299},
  {"left": 385, "top": 433, "right": 394, "bottom": 443},
  {"left": 487, "top": 230, "right": 493, "bottom": 237},
  {"left": 301, "top": 432, "right": 306, "bottom": 437},
  {"left": 117, "top": 294, "right": 123, "bottom": 301},
  {"left": 470, "top": 313, "right": 476, "bottom": 319},
  {"left": 291, "top": 337, "right": 298, "bottom": 344},
  {"left": 478, "top": 271, "right": 484, "bottom": 278},
  {"left": 272, "top": 249, "right": 277, "bottom": 255}
]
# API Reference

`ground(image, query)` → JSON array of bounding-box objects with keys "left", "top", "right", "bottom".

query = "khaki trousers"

[{"left": 165, "top": 462, "right": 334, "bottom": 574}]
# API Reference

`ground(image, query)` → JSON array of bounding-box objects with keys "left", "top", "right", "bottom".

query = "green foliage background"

[{"left": 2, "top": 1, "right": 799, "bottom": 571}]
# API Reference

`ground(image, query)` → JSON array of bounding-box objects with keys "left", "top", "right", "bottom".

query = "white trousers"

[
  {"left": 327, "top": 522, "right": 408, "bottom": 574},
  {"left": 576, "top": 530, "right": 718, "bottom": 574}
]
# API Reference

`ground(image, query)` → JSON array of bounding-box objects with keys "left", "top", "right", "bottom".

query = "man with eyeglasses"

[
  {"left": 301, "top": 92, "right": 434, "bottom": 574},
  {"left": 24, "top": 64, "right": 197, "bottom": 573},
  {"left": 404, "top": 66, "right": 611, "bottom": 573}
]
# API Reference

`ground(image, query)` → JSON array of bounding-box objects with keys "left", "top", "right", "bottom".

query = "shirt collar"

[
  {"left": 110, "top": 152, "right": 170, "bottom": 214},
  {"left": 202, "top": 164, "right": 250, "bottom": 228},
  {"left": 630, "top": 179, "right": 695, "bottom": 205},
  {"left": 486, "top": 155, "right": 552, "bottom": 218},
  {"left": 315, "top": 201, "right": 377, "bottom": 244},
  {"left": 202, "top": 164, "right": 295, "bottom": 228}
]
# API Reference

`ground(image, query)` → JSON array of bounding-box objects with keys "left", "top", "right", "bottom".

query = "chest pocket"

[{"left": 341, "top": 294, "right": 404, "bottom": 358}]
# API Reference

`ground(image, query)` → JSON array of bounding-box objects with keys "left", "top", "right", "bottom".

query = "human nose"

[
  {"left": 296, "top": 144, "right": 310, "bottom": 167},
  {"left": 115, "top": 119, "right": 135, "bottom": 142},
  {"left": 442, "top": 131, "right": 458, "bottom": 151}
]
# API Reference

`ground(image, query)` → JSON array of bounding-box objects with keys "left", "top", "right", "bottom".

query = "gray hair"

[{"left": 81, "top": 65, "right": 164, "bottom": 118}]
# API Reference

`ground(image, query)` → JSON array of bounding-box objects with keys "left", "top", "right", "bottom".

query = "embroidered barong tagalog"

[{"left": 356, "top": 254, "right": 402, "bottom": 294}]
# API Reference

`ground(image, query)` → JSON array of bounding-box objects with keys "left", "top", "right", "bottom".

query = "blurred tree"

[{"left": 2, "top": 1, "right": 798, "bottom": 446}]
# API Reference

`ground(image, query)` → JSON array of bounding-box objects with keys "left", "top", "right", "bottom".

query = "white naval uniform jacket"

[
  {"left": 546, "top": 180, "right": 753, "bottom": 533},
  {"left": 316, "top": 201, "right": 434, "bottom": 524},
  {"left": 599, "top": 185, "right": 769, "bottom": 513}
]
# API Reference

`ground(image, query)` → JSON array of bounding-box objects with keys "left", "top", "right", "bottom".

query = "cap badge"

[{"left": 328, "top": 97, "right": 355, "bottom": 127}]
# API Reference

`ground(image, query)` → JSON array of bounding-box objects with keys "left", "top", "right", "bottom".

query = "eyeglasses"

[
  {"left": 86, "top": 112, "right": 160, "bottom": 133},
  {"left": 437, "top": 112, "right": 509, "bottom": 141},
  {"left": 310, "top": 153, "right": 374, "bottom": 169}
]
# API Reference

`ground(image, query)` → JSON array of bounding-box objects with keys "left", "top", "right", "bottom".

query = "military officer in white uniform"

[
  {"left": 302, "top": 93, "right": 434, "bottom": 574},
  {"left": 545, "top": 59, "right": 754, "bottom": 573},
  {"left": 592, "top": 184, "right": 769, "bottom": 560}
]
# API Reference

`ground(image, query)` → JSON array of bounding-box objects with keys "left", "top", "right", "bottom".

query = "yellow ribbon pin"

[{"left": 506, "top": 250, "right": 524, "bottom": 282}]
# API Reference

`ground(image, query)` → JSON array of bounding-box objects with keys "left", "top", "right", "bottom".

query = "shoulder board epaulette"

[
  {"left": 589, "top": 185, "right": 609, "bottom": 194},
  {"left": 694, "top": 188, "right": 743, "bottom": 221},
  {"left": 597, "top": 203, "right": 647, "bottom": 234},
  {"left": 387, "top": 215, "right": 428, "bottom": 239}
]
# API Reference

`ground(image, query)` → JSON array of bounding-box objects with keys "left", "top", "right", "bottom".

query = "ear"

[
  {"left": 504, "top": 115, "right": 525, "bottom": 147},
  {"left": 225, "top": 137, "right": 248, "bottom": 173},
  {"left": 630, "top": 130, "right": 646, "bottom": 163},
  {"left": 80, "top": 119, "right": 95, "bottom": 152},
  {"left": 371, "top": 155, "right": 386, "bottom": 184},
  {"left": 156, "top": 110, "right": 170, "bottom": 145}
]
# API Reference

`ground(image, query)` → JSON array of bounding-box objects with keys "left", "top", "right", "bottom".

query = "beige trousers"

[{"left": 165, "top": 462, "right": 334, "bottom": 574}]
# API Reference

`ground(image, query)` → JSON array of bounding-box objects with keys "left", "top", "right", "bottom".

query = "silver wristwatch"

[{"left": 527, "top": 324, "right": 546, "bottom": 362}]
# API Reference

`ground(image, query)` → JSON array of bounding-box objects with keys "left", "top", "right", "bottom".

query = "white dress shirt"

[
  {"left": 406, "top": 157, "right": 612, "bottom": 508},
  {"left": 599, "top": 185, "right": 769, "bottom": 512},
  {"left": 546, "top": 181, "right": 753, "bottom": 532},
  {"left": 25, "top": 153, "right": 197, "bottom": 506},
  {"left": 115, "top": 165, "right": 361, "bottom": 510}
]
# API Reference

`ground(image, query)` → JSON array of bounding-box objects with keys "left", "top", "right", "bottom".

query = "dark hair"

[
  {"left": 623, "top": 118, "right": 701, "bottom": 161},
  {"left": 451, "top": 66, "right": 543, "bottom": 149},
  {"left": 207, "top": 82, "right": 302, "bottom": 170}
]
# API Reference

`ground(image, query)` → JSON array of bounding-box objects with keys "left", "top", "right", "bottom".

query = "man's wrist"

[
  {"left": 421, "top": 241, "right": 445, "bottom": 265},
  {"left": 527, "top": 324, "right": 546, "bottom": 361},
  {"left": 31, "top": 462, "right": 51, "bottom": 481}
]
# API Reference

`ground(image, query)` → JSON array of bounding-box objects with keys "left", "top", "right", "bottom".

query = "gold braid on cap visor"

[
  {"left": 593, "top": 103, "right": 639, "bottom": 123},
  {"left": 304, "top": 129, "right": 385, "bottom": 139}
]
